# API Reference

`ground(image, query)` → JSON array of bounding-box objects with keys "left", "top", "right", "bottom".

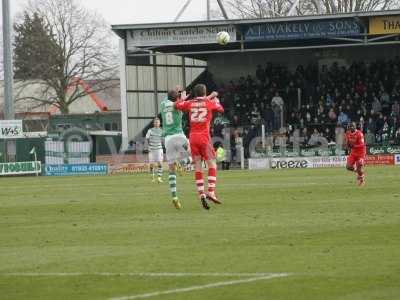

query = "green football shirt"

[
  {"left": 160, "top": 98, "right": 184, "bottom": 137},
  {"left": 145, "top": 127, "right": 163, "bottom": 151}
]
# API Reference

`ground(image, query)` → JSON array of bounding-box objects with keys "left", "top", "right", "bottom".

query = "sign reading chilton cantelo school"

[
  {"left": 244, "top": 19, "right": 361, "bottom": 41},
  {"left": 127, "top": 25, "right": 236, "bottom": 48}
]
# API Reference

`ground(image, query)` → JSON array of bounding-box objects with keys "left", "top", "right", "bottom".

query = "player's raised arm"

[
  {"left": 179, "top": 90, "right": 190, "bottom": 101},
  {"left": 206, "top": 91, "right": 218, "bottom": 100},
  {"left": 175, "top": 98, "right": 191, "bottom": 112},
  {"left": 208, "top": 97, "right": 224, "bottom": 113}
]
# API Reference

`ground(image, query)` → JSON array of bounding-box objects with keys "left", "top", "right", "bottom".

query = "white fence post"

[
  {"left": 261, "top": 124, "right": 266, "bottom": 150},
  {"left": 240, "top": 146, "right": 245, "bottom": 170}
]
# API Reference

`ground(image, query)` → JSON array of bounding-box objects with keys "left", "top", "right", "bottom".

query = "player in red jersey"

[
  {"left": 175, "top": 84, "right": 224, "bottom": 210},
  {"left": 345, "top": 122, "right": 367, "bottom": 186}
]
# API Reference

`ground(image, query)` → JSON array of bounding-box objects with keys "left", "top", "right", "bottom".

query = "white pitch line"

[
  {"left": 109, "top": 273, "right": 290, "bottom": 300},
  {"left": 0, "top": 272, "right": 284, "bottom": 278}
]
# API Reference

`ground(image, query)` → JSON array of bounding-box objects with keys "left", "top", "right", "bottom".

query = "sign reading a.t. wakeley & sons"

[
  {"left": 0, "top": 120, "right": 23, "bottom": 139},
  {"left": 245, "top": 19, "right": 361, "bottom": 41},
  {"left": 127, "top": 25, "right": 236, "bottom": 48}
]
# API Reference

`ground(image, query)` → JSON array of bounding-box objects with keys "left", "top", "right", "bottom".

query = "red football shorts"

[
  {"left": 347, "top": 151, "right": 366, "bottom": 168},
  {"left": 189, "top": 136, "right": 215, "bottom": 161}
]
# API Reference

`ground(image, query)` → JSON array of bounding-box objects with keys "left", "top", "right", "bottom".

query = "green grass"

[{"left": 1, "top": 167, "right": 400, "bottom": 300}]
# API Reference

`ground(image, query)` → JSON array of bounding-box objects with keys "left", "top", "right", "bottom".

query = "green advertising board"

[
  {"left": 0, "top": 161, "right": 41, "bottom": 176},
  {"left": 367, "top": 146, "right": 400, "bottom": 155},
  {"left": 259, "top": 145, "right": 400, "bottom": 157},
  {"left": 262, "top": 146, "right": 347, "bottom": 157}
]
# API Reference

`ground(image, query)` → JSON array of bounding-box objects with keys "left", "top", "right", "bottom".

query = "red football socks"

[
  {"left": 195, "top": 171, "right": 205, "bottom": 196},
  {"left": 208, "top": 168, "right": 217, "bottom": 193}
]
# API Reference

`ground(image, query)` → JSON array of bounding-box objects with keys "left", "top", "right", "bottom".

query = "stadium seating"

[{"left": 214, "top": 58, "right": 400, "bottom": 148}]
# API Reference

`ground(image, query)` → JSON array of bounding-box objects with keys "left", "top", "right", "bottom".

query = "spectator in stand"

[
  {"left": 372, "top": 96, "right": 382, "bottom": 114},
  {"left": 380, "top": 89, "right": 391, "bottom": 114},
  {"left": 328, "top": 108, "right": 337, "bottom": 123},
  {"left": 286, "top": 81, "right": 298, "bottom": 109},
  {"left": 395, "top": 127, "right": 400, "bottom": 144},
  {"left": 324, "top": 127, "right": 334, "bottom": 144},
  {"left": 355, "top": 80, "right": 366, "bottom": 95},
  {"left": 392, "top": 100, "right": 400, "bottom": 117},
  {"left": 308, "top": 128, "right": 320, "bottom": 146},
  {"left": 244, "top": 125, "right": 257, "bottom": 158},
  {"left": 213, "top": 113, "right": 229, "bottom": 138},
  {"left": 204, "top": 58, "right": 400, "bottom": 147},
  {"left": 232, "top": 115, "right": 240, "bottom": 129},
  {"left": 250, "top": 103, "right": 261, "bottom": 125},
  {"left": 365, "top": 129, "right": 376, "bottom": 145},
  {"left": 376, "top": 113, "right": 385, "bottom": 131},
  {"left": 389, "top": 111, "right": 398, "bottom": 130},
  {"left": 375, "top": 113, "right": 385, "bottom": 142},
  {"left": 230, "top": 131, "right": 237, "bottom": 161},
  {"left": 381, "top": 121, "right": 390, "bottom": 143},
  {"left": 367, "top": 117, "right": 376, "bottom": 134},
  {"left": 262, "top": 104, "right": 274, "bottom": 133},
  {"left": 287, "top": 111, "right": 299, "bottom": 128},
  {"left": 359, "top": 116, "right": 365, "bottom": 131},
  {"left": 271, "top": 91, "right": 284, "bottom": 130},
  {"left": 316, "top": 101, "right": 325, "bottom": 118},
  {"left": 325, "top": 93, "right": 333, "bottom": 107},
  {"left": 338, "top": 110, "right": 349, "bottom": 126},
  {"left": 256, "top": 64, "right": 266, "bottom": 82}
]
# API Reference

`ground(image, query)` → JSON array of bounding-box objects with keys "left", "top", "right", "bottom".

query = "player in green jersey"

[
  {"left": 160, "top": 89, "right": 192, "bottom": 209},
  {"left": 145, "top": 118, "right": 164, "bottom": 183}
]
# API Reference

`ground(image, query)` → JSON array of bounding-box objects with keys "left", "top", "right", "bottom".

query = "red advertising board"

[
  {"left": 109, "top": 162, "right": 169, "bottom": 175},
  {"left": 109, "top": 163, "right": 148, "bottom": 175},
  {"left": 365, "top": 155, "right": 394, "bottom": 166}
]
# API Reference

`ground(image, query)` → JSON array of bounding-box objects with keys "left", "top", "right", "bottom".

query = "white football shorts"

[
  {"left": 148, "top": 149, "right": 164, "bottom": 163},
  {"left": 165, "top": 133, "right": 191, "bottom": 164}
]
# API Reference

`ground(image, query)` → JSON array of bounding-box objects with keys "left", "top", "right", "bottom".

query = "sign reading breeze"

[{"left": 0, "top": 120, "right": 23, "bottom": 139}]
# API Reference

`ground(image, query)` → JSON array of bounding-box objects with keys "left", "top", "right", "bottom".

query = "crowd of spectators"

[{"left": 214, "top": 58, "right": 400, "bottom": 148}]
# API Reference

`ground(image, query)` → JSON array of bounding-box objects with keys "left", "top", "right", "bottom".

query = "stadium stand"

[{"left": 213, "top": 57, "right": 400, "bottom": 149}]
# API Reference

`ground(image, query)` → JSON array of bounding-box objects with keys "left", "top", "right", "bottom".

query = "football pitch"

[{"left": 1, "top": 167, "right": 400, "bottom": 300}]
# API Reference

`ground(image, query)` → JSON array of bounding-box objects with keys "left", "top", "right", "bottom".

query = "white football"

[{"left": 216, "top": 31, "right": 230, "bottom": 45}]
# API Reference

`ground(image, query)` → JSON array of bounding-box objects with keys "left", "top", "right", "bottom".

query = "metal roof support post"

[
  {"left": 287, "top": 0, "right": 300, "bottom": 16},
  {"left": 216, "top": 0, "right": 229, "bottom": 19},
  {"left": 152, "top": 51, "right": 158, "bottom": 116},
  {"left": 2, "top": 0, "right": 14, "bottom": 120},
  {"left": 174, "top": 0, "right": 193, "bottom": 22},
  {"left": 2, "top": 0, "right": 16, "bottom": 163},
  {"left": 207, "top": 0, "right": 211, "bottom": 20},
  {"left": 240, "top": 30, "right": 245, "bottom": 52},
  {"left": 327, "top": 37, "right": 364, "bottom": 43},
  {"left": 368, "top": 34, "right": 399, "bottom": 42}
]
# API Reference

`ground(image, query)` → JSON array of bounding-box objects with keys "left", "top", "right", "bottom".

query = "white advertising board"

[
  {"left": 127, "top": 25, "right": 236, "bottom": 48},
  {"left": 0, "top": 120, "right": 23, "bottom": 139}
]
